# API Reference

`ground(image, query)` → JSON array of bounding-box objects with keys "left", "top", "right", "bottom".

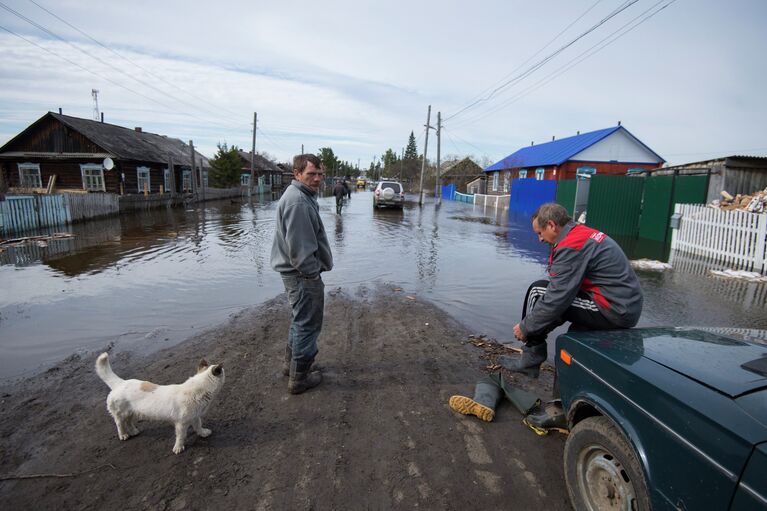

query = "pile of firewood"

[{"left": 709, "top": 188, "right": 767, "bottom": 213}]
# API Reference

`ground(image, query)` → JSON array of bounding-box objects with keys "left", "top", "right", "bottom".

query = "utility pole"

[
  {"left": 301, "top": 144, "right": 304, "bottom": 155},
  {"left": 399, "top": 147, "right": 404, "bottom": 183},
  {"left": 250, "top": 112, "right": 257, "bottom": 195},
  {"left": 418, "top": 105, "right": 432, "bottom": 206},
  {"left": 199, "top": 156, "right": 205, "bottom": 201},
  {"left": 435, "top": 111, "right": 442, "bottom": 204},
  {"left": 167, "top": 154, "right": 176, "bottom": 198},
  {"left": 189, "top": 140, "right": 197, "bottom": 196}
]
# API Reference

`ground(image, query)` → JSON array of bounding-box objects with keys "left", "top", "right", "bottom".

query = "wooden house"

[
  {"left": 0, "top": 112, "right": 209, "bottom": 196},
  {"left": 440, "top": 157, "right": 484, "bottom": 193},
  {"left": 236, "top": 150, "right": 284, "bottom": 191},
  {"left": 484, "top": 124, "right": 664, "bottom": 195}
]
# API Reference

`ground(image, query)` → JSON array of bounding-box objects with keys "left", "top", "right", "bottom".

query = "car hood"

[{"left": 564, "top": 327, "right": 767, "bottom": 398}]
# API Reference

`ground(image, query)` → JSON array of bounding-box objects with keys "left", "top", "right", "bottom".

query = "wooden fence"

[
  {"left": 64, "top": 193, "right": 120, "bottom": 222},
  {"left": 670, "top": 203, "right": 767, "bottom": 274},
  {"left": 0, "top": 195, "right": 70, "bottom": 237}
]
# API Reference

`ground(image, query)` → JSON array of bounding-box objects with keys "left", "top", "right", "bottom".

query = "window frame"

[
  {"left": 492, "top": 172, "right": 499, "bottom": 192},
  {"left": 137, "top": 166, "right": 151, "bottom": 193},
  {"left": 17, "top": 162, "right": 42, "bottom": 188},
  {"left": 80, "top": 163, "right": 106, "bottom": 191},
  {"left": 535, "top": 168, "right": 545, "bottom": 180},
  {"left": 518, "top": 169, "right": 528, "bottom": 179},
  {"left": 182, "top": 169, "right": 192, "bottom": 192}
]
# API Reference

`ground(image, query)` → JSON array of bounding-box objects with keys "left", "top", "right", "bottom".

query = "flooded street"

[{"left": 2, "top": 190, "right": 766, "bottom": 381}]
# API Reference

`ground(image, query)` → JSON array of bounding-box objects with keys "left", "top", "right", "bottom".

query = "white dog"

[{"left": 95, "top": 353, "right": 225, "bottom": 454}]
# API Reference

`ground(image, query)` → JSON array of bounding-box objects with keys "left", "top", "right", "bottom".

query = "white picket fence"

[
  {"left": 670, "top": 203, "right": 767, "bottom": 274},
  {"left": 473, "top": 193, "right": 510, "bottom": 210}
]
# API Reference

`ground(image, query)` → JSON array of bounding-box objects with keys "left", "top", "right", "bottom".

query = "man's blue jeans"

[{"left": 281, "top": 274, "right": 325, "bottom": 364}]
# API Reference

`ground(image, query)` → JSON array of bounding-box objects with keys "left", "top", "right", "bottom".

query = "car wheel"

[{"left": 564, "top": 416, "right": 650, "bottom": 511}]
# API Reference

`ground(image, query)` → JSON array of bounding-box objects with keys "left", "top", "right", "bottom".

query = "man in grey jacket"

[
  {"left": 271, "top": 154, "right": 333, "bottom": 394},
  {"left": 500, "top": 202, "right": 643, "bottom": 377}
]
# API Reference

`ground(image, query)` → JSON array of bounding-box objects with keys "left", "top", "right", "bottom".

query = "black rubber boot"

[
  {"left": 288, "top": 359, "right": 322, "bottom": 394},
  {"left": 449, "top": 376, "right": 503, "bottom": 422},
  {"left": 523, "top": 400, "right": 568, "bottom": 435},
  {"left": 282, "top": 345, "right": 292, "bottom": 377},
  {"left": 498, "top": 342, "right": 547, "bottom": 377}
]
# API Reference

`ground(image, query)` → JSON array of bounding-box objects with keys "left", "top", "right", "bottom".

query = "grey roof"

[
  {"left": 237, "top": 150, "right": 281, "bottom": 172},
  {"left": 3, "top": 112, "right": 209, "bottom": 167}
]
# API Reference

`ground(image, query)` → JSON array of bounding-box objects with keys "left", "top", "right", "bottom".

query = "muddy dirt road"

[{"left": 0, "top": 285, "right": 570, "bottom": 510}]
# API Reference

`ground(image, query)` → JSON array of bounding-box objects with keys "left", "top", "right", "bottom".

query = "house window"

[
  {"left": 202, "top": 170, "right": 208, "bottom": 188},
  {"left": 503, "top": 171, "right": 510, "bottom": 193},
  {"left": 535, "top": 168, "right": 545, "bottom": 180},
  {"left": 518, "top": 169, "right": 528, "bottom": 179},
  {"left": 182, "top": 169, "right": 192, "bottom": 191},
  {"left": 492, "top": 172, "right": 499, "bottom": 192},
  {"left": 164, "top": 168, "right": 171, "bottom": 191},
  {"left": 241, "top": 173, "right": 251, "bottom": 186},
  {"left": 18, "top": 163, "right": 42, "bottom": 188},
  {"left": 81, "top": 163, "right": 105, "bottom": 191},
  {"left": 137, "top": 166, "right": 150, "bottom": 193},
  {"left": 626, "top": 167, "right": 645, "bottom": 175},
  {"left": 576, "top": 166, "right": 597, "bottom": 178}
]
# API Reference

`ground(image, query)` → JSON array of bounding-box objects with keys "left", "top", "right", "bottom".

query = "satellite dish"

[{"left": 103, "top": 157, "right": 114, "bottom": 170}]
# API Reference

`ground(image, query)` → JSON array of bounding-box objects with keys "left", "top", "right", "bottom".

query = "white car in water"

[{"left": 373, "top": 180, "right": 405, "bottom": 209}]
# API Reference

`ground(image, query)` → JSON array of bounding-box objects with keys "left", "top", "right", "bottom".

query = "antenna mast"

[{"left": 92, "top": 89, "right": 100, "bottom": 121}]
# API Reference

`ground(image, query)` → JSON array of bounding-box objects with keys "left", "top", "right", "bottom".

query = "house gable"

[{"left": 570, "top": 128, "right": 664, "bottom": 164}]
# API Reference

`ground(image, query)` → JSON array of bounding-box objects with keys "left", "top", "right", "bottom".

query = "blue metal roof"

[{"left": 485, "top": 126, "right": 623, "bottom": 171}]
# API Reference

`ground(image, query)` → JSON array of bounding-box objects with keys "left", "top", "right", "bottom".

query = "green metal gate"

[
  {"left": 638, "top": 175, "right": 674, "bottom": 241},
  {"left": 556, "top": 179, "right": 576, "bottom": 216},
  {"left": 586, "top": 175, "right": 645, "bottom": 237}
]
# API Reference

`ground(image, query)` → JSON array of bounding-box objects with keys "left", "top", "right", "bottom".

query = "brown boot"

[{"left": 288, "top": 360, "right": 322, "bottom": 394}]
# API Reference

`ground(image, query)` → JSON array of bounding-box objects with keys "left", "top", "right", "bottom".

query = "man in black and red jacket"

[{"left": 500, "top": 202, "right": 643, "bottom": 377}]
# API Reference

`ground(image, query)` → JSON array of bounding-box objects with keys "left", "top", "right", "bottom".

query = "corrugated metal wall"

[
  {"left": 586, "top": 175, "right": 645, "bottom": 237},
  {"left": 556, "top": 179, "right": 576, "bottom": 215}
]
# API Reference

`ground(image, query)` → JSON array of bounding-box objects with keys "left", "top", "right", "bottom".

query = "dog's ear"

[{"left": 197, "top": 359, "right": 209, "bottom": 373}]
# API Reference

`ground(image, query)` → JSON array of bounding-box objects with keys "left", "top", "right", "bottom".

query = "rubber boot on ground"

[
  {"left": 523, "top": 400, "right": 568, "bottom": 435},
  {"left": 498, "top": 342, "right": 547, "bottom": 377},
  {"left": 282, "top": 345, "right": 292, "bottom": 377},
  {"left": 486, "top": 372, "right": 540, "bottom": 415},
  {"left": 449, "top": 376, "right": 503, "bottom": 422},
  {"left": 288, "top": 359, "right": 322, "bottom": 394}
]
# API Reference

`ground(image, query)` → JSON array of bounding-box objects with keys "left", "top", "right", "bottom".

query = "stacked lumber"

[{"left": 709, "top": 188, "right": 767, "bottom": 213}]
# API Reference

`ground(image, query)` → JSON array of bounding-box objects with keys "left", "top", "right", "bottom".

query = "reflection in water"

[{"left": 1, "top": 192, "right": 766, "bottom": 380}]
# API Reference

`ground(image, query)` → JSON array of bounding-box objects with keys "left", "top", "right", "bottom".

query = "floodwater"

[{"left": 2, "top": 190, "right": 766, "bottom": 380}]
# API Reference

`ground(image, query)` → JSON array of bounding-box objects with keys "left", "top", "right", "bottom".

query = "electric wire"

[
  {"left": 444, "top": 0, "right": 640, "bottom": 123},
  {"left": 450, "top": 0, "right": 675, "bottom": 131}
]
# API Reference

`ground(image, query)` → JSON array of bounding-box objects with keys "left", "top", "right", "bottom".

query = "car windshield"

[{"left": 380, "top": 182, "right": 401, "bottom": 193}]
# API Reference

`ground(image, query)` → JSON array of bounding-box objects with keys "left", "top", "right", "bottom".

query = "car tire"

[{"left": 564, "top": 416, "right": 650, "bottom": 511}]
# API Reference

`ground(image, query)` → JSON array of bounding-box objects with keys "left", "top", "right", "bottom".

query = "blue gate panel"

[
  {"left": 441, "top": 184, "right": 456, "bottom": 200},
  {"left": 509, "top": 178, "right": 557, "bottom": 213}
]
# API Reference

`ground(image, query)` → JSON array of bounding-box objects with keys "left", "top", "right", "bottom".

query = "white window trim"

[
  {"left": 518, "top": 169, "right": 528, "bottom": 179},
  {"left": 503, "top": 171, "right": 510, "bottom": 193},
  {"left": 182, "top": 169, "right": 192, "bottom": 192},
  {"left": 535, "top": 168, "right": 545, "bottom": 180},
  {"left": 80, "top": 163, "right": 105, "bottom": 191},
  {"left": 137, "top": 166, "right": 151, "bottom": 193},
  {"left": 492, "top": 172, "right": 499, "bottom": 192},
  {"left": 164, "top": 168, "right": 171, "bottom": 191},
  {"left": 18, "top": 162, "right": 42, "bottom": 188}
]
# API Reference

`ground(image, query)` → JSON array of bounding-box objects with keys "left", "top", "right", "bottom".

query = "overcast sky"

[{"left": 1, "top": 0, "right": 765, "bottom": 168}]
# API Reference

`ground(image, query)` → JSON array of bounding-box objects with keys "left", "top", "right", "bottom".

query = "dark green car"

[{"left": 556, "top": 327, "right": 767, "bottom": 510}]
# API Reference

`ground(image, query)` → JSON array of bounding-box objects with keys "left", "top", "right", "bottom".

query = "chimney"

[
  {"left": 531, "top": 141, "right": 534, "bottom": 146},
  {"left": 577, "top": 130, "right": 580, "bottom": 135},
  {"left": 135, "top": 127, "right": 142, "bottom": 133},
  {"left": 101, "top": 112, "right": 104, "bottom": 123},
  {"left": 618, "top": 120, "right": 621, "bottom": 126},
  {"left": 58, "top": 107, "right": 62, "bottom": 114},
  {"left": 552, "top": 136, "right": 555, "bottom": 141}
]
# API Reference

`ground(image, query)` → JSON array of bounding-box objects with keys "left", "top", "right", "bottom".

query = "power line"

[
  {"left": 24, "top": 0, "right": 246, "bottom": 121},
  {"left": 444, "top": 0, "right": 640, "bottom": 123},
  {"left": 449, "top": 0, "right": 676, "bottom": 131}
]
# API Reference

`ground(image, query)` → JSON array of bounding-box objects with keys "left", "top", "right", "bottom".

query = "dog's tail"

[{"left": 95, "top": 353, "right": 123, "bottom": 389}]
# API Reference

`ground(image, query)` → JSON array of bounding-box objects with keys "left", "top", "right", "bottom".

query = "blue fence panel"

[
  {"left": 455, "top": 192, "right": 474, "bottom": 204},
  {"left": 0, "top": 195, "right": 70, "bottom": 237},
  {"left": 509, "top": 178, "right": 557, "bottom": 213},
  {"left": 441, "top": 183, "right": 456, "bottom": 200}
]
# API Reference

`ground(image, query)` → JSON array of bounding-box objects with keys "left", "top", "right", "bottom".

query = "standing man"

[
  {"left": 333, "top": 179, "right": 346, "bottom": 214},
  {"left": 271, "top": 154, "right": 333, "bottom": 394},
  {"left": 500, "top": 202, "right": 643, "bottom": 377}
]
